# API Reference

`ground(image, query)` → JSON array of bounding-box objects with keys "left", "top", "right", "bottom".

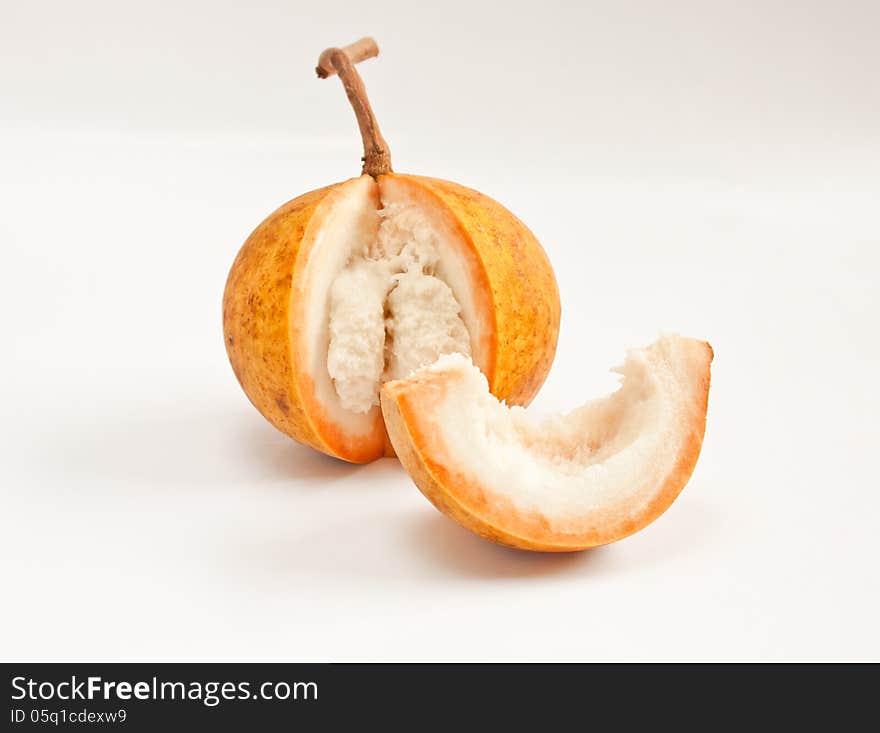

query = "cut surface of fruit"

[
  {"left": 381, "top": 335, "right": 713, "bottom": 551},
  {"left": 324, "top": 184, "right": 476, "bottom": 414},
  {"left": 293, "top": 174, "right": 493, "bottom": 455}
]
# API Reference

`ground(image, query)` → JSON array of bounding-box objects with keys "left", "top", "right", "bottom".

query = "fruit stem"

[{"left": 316, "top": 38, "right": 392, "bottom": 178}]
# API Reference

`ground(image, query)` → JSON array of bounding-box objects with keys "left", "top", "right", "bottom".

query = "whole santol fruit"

[{"left": 223, "top": 38, "right": 560, "bottom": 463}]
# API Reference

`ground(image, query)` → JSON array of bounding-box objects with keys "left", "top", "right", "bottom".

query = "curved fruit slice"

[
  {"left": 381, "top": 335, "right": 713, "bottom": 551},
  {"left": 223, "top": 173, "right": 559, "bottom": 463}
]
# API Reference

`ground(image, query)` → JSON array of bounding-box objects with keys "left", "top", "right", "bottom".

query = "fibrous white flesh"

[
  {"left": 402, "top": 335, "right": 707, "bottom": 525},
  {"left": 326, "top": 260, "right": 387, "bottom": 413},
  {"left": 297, "top": 176, "right": 488, "bottom": 435},
  {"left": 384, "top": 271, "right": 471, "bottom": 383},
  {"left": 326, "top": 193, "right": 472, "bottom": 413}
]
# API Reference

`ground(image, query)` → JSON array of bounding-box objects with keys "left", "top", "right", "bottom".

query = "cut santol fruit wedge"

[
  {"left": 223, "top": 38, "right": 560, "bottom": 463},
  {"left": 381, "top": 335, "right": 713, "bottom": 551}
]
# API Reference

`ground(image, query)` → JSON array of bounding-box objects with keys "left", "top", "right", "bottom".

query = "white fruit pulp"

[{"left": 327, "top": 202, "right": 472, "bottom": 414}]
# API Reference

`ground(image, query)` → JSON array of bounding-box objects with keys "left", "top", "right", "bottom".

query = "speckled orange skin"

[
  {"left": 223, "top": 173, "right": 560, "bottom": 463},
  {"left": 381, "top": 340, "right": 713, "bottom": 552},
  {"left": 223, "top": 182, "right": 346, "bottom": 458}
]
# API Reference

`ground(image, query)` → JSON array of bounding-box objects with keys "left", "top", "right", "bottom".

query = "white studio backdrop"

[{"left": 1, "top": 1, "right": 878, "bottom": 660}]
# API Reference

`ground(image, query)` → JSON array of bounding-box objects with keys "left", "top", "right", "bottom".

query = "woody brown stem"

[{"left": 316, "top": 38, "right": 392, "bottom": 178}]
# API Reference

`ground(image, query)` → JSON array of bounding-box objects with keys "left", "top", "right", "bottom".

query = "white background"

[{"left": 2, "top": 1, "right": 878, "bottom": 660}]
